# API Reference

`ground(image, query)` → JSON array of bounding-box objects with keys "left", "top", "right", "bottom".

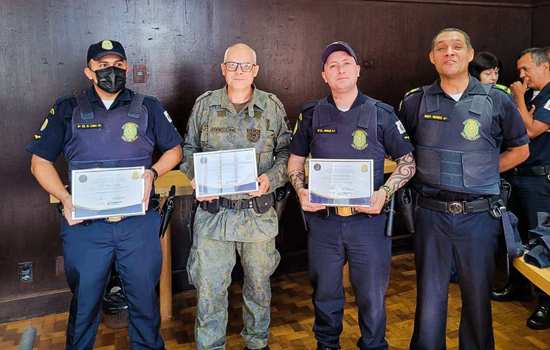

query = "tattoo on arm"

[
  {"left": 288, "top": 169, "right": 305, "bottom": 192},
  {"left": 384, "top": 153, "right": 416, "bottom": 194}
]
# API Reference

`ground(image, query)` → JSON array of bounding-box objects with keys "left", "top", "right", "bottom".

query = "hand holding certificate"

[
  {"left": 71, "top": 166, "right": 146, "bottom": 220},
  {"left": 308, "top": 159, "right": 373, "bottom": 206},
  {"left": 193, "top": 148, "right": 259, "bottom": 197}
]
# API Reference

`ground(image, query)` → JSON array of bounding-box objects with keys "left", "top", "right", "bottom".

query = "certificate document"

[
  {"left": 308, "top": 159, "right": 373, "bottom": 206},
  {"left": 71, "top": 166, "right": 146, "bottom": 220},
  {"left": 194, "top": 148, "right": 259, "bottom": 197}
]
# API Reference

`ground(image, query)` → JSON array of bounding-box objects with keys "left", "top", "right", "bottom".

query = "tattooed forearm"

[
  {"left": 288, "top": 169, "right": 305, "bottom": 192},
  {"left": 384, "top": 152, "right": 416, "bottom": 194}
]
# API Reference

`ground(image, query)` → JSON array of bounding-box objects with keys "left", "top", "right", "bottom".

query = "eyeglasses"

[{"left": 224, "top": 61, "right": 256, "bottom": 72}]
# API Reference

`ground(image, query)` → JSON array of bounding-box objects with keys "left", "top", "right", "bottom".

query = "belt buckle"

[
  {"left": 447, "top": 202, "right": 464, "bottom": 215},
  {"left": 336, "top": 207, "right": 354, "bottom": 217},
  {"left": 105, "top": 216, "right": 123, "bottom": 223}
]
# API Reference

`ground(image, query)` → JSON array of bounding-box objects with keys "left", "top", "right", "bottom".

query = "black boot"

[
  {"left": 527, "top": 302, "right": 550, "bottom": 330},
  {"left": 491, "top": 284, "right": 533, "bottom": 302}
]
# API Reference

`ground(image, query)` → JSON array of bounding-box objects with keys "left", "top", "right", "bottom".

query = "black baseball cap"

[
  {"left": 321, "top": 41, "right": 358, "bottom": 66},
  {"left": 87, "top": 40, "right": 127, "bottom": 63}
]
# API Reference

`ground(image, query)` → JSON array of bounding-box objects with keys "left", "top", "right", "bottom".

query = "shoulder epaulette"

[
  {"left": 494, "top": 84, "right": 511, "bottom": 94},
  {"left": 267, "top": 93, "right": 285, "bottom": 110},
  {"left": 141, "top": 94, "right": 157, "bottom": 103},
  {"left": 195, "top": 90, "right": 213, "bottom": 103},
  {"left": 301, "top": 100, "right": 317, "bottom": 113},
  {"left": 54, "top": 95, "right": 74, "bottom": 106},
  {"left": 374, "top": 101, "right": 395, "bottom": 114},
  {"left": 404, "top": 87, "right": 422, "bottom": 98}
]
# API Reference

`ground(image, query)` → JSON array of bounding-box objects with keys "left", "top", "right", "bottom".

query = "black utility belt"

[
  {"left": 512, "top": 165, "right": 550, "bottom": 177},
  {"left": 199, "top": 193, "right": 275, "bottom": 214},
  {"left": 418, "top": 196, "right": 495, "bottom": 215},
  {"left": 81, "top": 213, "right": 141, "bottom": 225}
]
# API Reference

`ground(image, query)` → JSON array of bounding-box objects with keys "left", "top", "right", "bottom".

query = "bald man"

[{"left": 181, "top": 43, "right": 291, "bottom": 350}]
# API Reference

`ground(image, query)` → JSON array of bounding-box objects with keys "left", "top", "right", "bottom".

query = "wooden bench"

[{"left": 514, "top": 256, "right": 550, "bottom": 295}]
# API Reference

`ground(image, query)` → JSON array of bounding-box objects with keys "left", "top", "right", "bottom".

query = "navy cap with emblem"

[
  {"left": 321, "top": 41, "right": 359, "bottom": 67},
  {"left": 87, "top": 40, "right": 127, "bottom": 63}
]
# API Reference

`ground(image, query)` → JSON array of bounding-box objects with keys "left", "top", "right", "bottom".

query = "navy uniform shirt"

[
  {"left": 520, "top": 81, "right": 550, "bottom": 168},
  {"left": 26, "top": 87, "right": 183, "bottom": 162},
  {"left": 399, "top": 78, "right": 529, "bottom": 200},
  {"left": 290, "top": 92, "right": 413, "bottom": 160}
]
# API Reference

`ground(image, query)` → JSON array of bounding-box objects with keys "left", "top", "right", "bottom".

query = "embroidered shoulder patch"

[{"left": 395, "top": 120, "right": 406, "bottom": 134}]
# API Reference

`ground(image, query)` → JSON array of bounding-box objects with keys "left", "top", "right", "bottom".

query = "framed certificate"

[
  {"left": 193, "top": 148, "right": 259, "bottom": 197},
  {"left": 308, "top": 159, "right": 373, "bottom": 206},
  {"left": 71, "top": 166, "right": 146, "bottom": 220}
]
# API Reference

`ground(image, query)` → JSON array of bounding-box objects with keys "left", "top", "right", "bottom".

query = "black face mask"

[{"left": 94, "top": 66, "right": 126, "bottom": 94}]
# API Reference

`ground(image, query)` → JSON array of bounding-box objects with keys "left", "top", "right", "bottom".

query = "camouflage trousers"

[{"left": 187, "top": 235, "right": 280, "bottom": 350}]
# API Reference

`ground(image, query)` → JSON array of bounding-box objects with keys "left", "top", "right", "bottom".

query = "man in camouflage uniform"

[{"left": 180, "top": 43, "right": 291, "bottom": 350}]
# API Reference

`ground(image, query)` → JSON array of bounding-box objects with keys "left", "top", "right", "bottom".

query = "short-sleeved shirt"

[
  {"left": 26, "top": 87, "right": 183, "bottom": 163},
  {"left": 290, "top": 92, "right": 413, "bottom": 161},
  {"left": 520, "top": 81, "right": 550, "bottom": 168},
  {"left": 399, "top": 78, "right": 529, "bottom": 199}
]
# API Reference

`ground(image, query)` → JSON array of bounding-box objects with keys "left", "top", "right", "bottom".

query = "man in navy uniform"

[
  {"left": 399, "top": 28, "right": 529, "bottom": 350},
  {"left": 508, "top": 47, "right": 550, "bottom": 329},
  {"left": 27, "top": 40, "right": 183, "bottom": 350},
  {"left": 288, "top": 41, "right": 416, "bottom": 350}
]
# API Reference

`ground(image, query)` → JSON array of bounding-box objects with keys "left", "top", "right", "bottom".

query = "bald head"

[{"left": 223, "top": 43, "right": 257, "bottom": 64}]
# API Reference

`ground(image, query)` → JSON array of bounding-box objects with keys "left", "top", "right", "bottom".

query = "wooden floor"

[{"left": 2, "top": 253, "right": 550, "bottom": 349}]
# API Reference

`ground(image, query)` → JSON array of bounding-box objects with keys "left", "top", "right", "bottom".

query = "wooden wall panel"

[
  {"left": 0, "top": 0, "right": 534, "bottom": 321},
  {"left": 532, "top": 1, "right": 550, "bottom": 47}
]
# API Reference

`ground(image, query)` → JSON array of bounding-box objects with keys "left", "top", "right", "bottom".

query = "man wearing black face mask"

[{"left": 26, "top": 40, "right": 183, "bottom": 350}]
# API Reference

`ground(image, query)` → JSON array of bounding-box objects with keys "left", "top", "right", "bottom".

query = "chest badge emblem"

[
  {"left": 351, "top": 129, "right": 368, "bottom": 150},
  {"left": 461, "top": 118, "right": 481, "bottom": 141},
  {"left": 121, "top": 122, "right": 139, "bottom": 142},
  {"left": 247, "top": 128, "right": 261, "bottom": 143}
]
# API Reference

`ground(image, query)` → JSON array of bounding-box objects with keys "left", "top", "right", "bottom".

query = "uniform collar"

[
  {"left": 216, "top": 85, "right": 266, "bottom": 117},
  {"left": 534, "top": 81, "right": 550, "bottom": 102},
  {"left": 327, "top": 91, "right": 367, "bottom": 110},
  {"left": 426, "top": 75, "right": 486, "bottom": 96},
  {"left": 86, "top": 86, "right": 132, "bottom": 108}
]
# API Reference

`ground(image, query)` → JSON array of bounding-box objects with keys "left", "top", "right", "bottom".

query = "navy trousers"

[
  {"left": 61, "top": 210, "right": 164, "bottom": 350},
  {"left": 307, "top": 213, "right": 391, "bottom": 350},
  {"left": 410, "top": 207, "right": 500, "bottom": 350}
]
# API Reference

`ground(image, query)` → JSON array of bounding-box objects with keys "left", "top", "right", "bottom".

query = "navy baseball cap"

[
  {"left": 321, "top": 41, "right": 359, "bottom": 66},
  {"left": 87, "top": 40, "right": 127, "bottom": 63}
]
